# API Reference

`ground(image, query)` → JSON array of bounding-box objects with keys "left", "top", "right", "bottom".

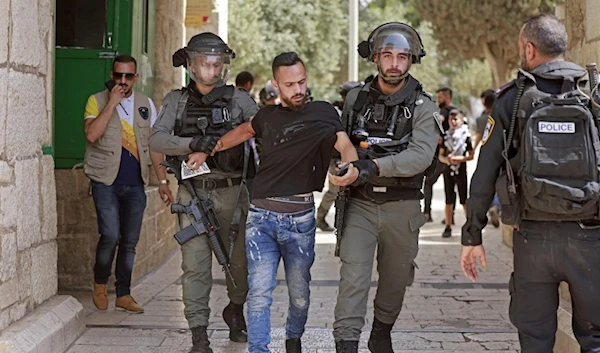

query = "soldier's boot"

[
  {"left": 285, "top": 338, "right": 302, "bottom": 353},
  {"left": 335, "top": 341, "right": 359, "bottom": 353},
  {"left": 367, "top": 317, "right": 394, "bottom": 353},
  {"left": 222, "top": 302, "right": 248, "bottom": 342},
  {"left": 189, "top": 326, "right": 213, "bottom": 353},
  {"left": 316, "top": 215, "right": 334, "bottom": 232}
]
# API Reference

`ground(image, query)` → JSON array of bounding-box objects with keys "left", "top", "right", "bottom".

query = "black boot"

[
  {"left": 286, "top": 338, "right": 302, "bottom": 353},
  {"left": 335, "top": 341, "right": 359, "bottom": 353},
  {"left": 367, "top": 317, "right": 394, "bottom": 353},
  {"left": 190, "top": 326, "right": 212, "bottom": 353},
  {"left": 222, "top": 302, "right": 248, "bottom": 342}
]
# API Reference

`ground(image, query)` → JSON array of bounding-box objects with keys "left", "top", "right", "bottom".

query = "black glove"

[
  {"left": 189, "top": 136, "right": 220, "bottom": 154},
  {"left": 350, "top": 159, "right": 378, "bottom": 186}
]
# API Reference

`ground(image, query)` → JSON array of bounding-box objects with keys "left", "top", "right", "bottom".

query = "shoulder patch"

[{"left": 481, "top": 116, "right": 495, "bottom": 146}]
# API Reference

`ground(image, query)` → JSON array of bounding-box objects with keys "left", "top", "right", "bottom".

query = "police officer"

[
  {"left": 462, "top": 14, "right": 600, "bottom": 352},
  {"left": 148, "top": 33, "right": 259, "bottom": 353},
  {"left": 329, "top": 22, "right": 441, "bottom": 353},
  {"left": 259, "top": 80, "right": 279, "bottom": 107},
  {"left": 317, "top": 81, "right": 364, "bottom": 232}
]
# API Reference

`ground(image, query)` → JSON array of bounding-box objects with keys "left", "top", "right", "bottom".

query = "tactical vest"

[
  {"left": 84, "top": 91, "right": 152, "bottom": 185},
  {"left": 347, "top": 76, "right": 433, "bottom": 201},
  {"left": 174, "top": 85, "right": 251, "bottom": 176}
]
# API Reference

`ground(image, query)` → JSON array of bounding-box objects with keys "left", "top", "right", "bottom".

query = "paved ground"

[{"left": 62, "top": 160, "right": 519, "bottom": 353}]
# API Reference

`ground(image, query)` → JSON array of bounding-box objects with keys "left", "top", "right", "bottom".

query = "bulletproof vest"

[
  {"left": 174, "top": 85, "right": 252, "bottom": 175},
  {"left": 505, "top": 67, "right": 600, "bottom": 222},
  {"left": 348, "top": 76, "right": 432, "bottom": 199}
]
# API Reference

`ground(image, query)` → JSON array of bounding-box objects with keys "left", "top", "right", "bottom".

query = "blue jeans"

[
  {"left": 245, "top": 206, "right": 316, "bottom": 353},
  {"left": 91, "top": 181, "right": 147, "bottom": 297}
]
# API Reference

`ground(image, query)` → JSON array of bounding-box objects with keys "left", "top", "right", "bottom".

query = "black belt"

[
  {"left": 266, "top": 195, "right": 315, "bottom": 204},
  {"left": 350, "top": 185, "right": 421, "bottom": 204},
  {"left": 190, "top": 177, "right": 243, "bottom": 190}
]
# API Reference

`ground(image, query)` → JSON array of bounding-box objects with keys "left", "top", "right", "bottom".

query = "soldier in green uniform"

[
  {"left": 149, "top": 33, "right": 258, "bottom": 353},
  {"left": 329, "top": 22, "right": 442, "bottom": 353}
]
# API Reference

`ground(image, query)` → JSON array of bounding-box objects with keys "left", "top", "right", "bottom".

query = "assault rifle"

[
  {"left": 334, "top": 164, "right": 351, "bottom": 257},
  {"left": 163, "top": 156, "right": 236, "bottom": 287}
]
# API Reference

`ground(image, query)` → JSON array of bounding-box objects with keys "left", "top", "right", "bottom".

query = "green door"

[{"left": 54, "top": 0, "right": 133, "bottom": 169}]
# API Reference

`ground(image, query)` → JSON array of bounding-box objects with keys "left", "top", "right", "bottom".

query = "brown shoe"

[
  {"left": 115, "top": 295, "right": 144, "bottom": 314},
  {"left": 92, "top": 283, "right": 108, "bottom": 311}
]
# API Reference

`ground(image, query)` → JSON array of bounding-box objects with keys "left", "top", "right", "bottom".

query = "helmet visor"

[
  {"left": 369, "top": 24, "right": 422, "bottom": 62},
  {"left": 187, "top": 52, "right": 232, "bottom": 85}
]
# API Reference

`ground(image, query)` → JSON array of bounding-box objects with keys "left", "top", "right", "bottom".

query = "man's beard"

[
  {"left": 520, "top": 50, "right": 530, "bottom": 71},
  {"left": 379, "top": 65, "right": 405, "bottom": 87},
  {"left": 282, "top": 94, "right": 306, "bottom": 112},
  {"left": 438, "top": 101, "right": 447, "bottom": 109},
  {"left": 381, "top": 76, "right": 403, "bottom": 87}
]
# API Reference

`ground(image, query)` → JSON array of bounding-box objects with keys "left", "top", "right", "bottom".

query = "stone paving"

[{"left": 61, "top": 171, "right": 519, "bottom": 353}]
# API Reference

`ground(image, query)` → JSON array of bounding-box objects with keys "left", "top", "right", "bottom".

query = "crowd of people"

[{"left": 81, "top": 13, "right": 600, "bottom": 353}]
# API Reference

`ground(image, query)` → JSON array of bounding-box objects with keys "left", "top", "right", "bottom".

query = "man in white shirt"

[{"left": 83, "top": 55, "right": 173, "bottom": 314}]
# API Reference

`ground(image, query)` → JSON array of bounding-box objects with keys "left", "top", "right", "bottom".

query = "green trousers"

[
  {"left": 333, "top": 198, "right": 427, "bottom": 341},
  {"left": 177, "top": 184, "right": 249, "bottom": 329}
]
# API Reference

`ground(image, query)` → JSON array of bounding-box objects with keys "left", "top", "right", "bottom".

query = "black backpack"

[{"left": 509, "top": 70, "right": 600, "bottom": 222}]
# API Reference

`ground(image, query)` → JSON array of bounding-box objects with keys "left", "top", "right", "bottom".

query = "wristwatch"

[{"left": 159, "top": 179, "right": 170, "bottom": 185}]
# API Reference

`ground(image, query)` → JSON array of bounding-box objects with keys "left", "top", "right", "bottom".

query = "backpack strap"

[
  {"left": 353, "top": 89, "right": 370, "bottom": 113},
  {"left": 503, "top": 72, "right": 528, "bottom": 194}
]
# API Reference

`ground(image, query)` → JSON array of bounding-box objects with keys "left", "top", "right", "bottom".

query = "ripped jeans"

[{"left": 245, "top": 206, "right": 316, "bottom": 353}]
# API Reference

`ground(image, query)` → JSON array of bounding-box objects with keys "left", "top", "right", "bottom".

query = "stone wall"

[
  {"left": 55, "top": 170, "right": 179, "bottom": 291},
  {"left": 551, "top": 1, "right": 600, "bottom": 351},
  {"left": 0, "top": 0, "right": 58, "bottom": 331},
  {"left": 153, "top": 0, "right": 187, "bottom": 106},
  {"left": 564, "top": 0, "right": 600, "bottom": 66}
]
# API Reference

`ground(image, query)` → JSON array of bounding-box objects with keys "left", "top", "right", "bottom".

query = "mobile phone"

[
  {"left": 105, "top": 80, "right": 116, "bottom": 91},
  {"left": 104, "top": 80, "right": 127, "bottom": 115}
]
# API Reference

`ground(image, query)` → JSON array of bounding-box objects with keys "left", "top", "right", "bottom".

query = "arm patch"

[{"left": 481, "top": 116, "right": 495, "bottom": 146}]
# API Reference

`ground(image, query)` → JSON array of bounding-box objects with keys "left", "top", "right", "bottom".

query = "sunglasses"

[{"left": 113, "top": 72, "right": 136, "bottom": 80}]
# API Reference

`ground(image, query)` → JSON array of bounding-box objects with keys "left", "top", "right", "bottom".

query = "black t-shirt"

[{"left": 251, "top": 102, "right": 344, "bottom": 199}]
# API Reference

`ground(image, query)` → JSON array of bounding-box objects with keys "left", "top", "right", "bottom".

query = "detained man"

[{"left": 191, "top": 51, "right": 359, "bottom": 353}]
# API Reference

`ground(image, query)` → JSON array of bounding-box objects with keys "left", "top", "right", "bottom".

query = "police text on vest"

[{"left": 538, "top": 121, "right": 575, "bottom": 133}]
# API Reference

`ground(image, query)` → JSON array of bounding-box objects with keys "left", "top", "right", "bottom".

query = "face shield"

[
  {"left": 369, "top": 24, "right": 424, "bottom": 63},
  {"left": 369, "top": 25, "right": 423, "bottom": 85},
  {"left": 186, "top": 52, "right": 232, "bottom": 86}
]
